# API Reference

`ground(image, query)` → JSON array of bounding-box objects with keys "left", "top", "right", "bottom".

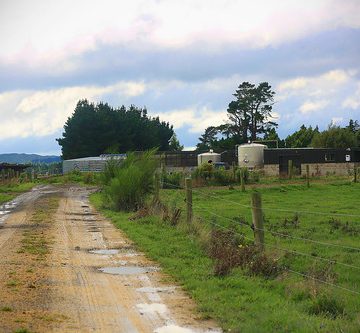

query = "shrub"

[
  {"left": 249, "top": 170, "right": 261, "bottom": 183},
  {"left": 102, "top": 149, "right": 158, "bottom": 211},
  {"left": 213, "top": 169, "right": 233, "bottom": 186},
  {"left": 100, "top": 158, "right": 124, "bottom": 186},
  {"left": 162, "top": 171, "right": 184, "bottom": 189},
  {"left": 236, "top": 167, "right": 249, "bottom": 183}
]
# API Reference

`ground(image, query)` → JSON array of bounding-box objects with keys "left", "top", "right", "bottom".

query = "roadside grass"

[
  {"left": 0, "top": 182, "right": 36, "bottom": 193},
  {"left": 0, "top": 193, "right": 16, "bottom": 205},
  {"left": 91, "top": 181, "right": 360, "bottom": 332}
]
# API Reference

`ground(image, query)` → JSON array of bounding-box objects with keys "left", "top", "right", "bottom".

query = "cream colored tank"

[
  {"left": 238, "top": 143, "right": 266, "bottom": 169},
  {"left": 197, "top": 150, "right": 221, "bottom": 166}
]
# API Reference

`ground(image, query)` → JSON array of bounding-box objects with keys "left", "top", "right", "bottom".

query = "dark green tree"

[
  {"left": 285, "top": 125, "right": 319, "bottom": 148},
  {"left": 196, "top": 126, "right": 218, "bottom": 151},
  {"left": 346, "top": 119, "right": 360, "bottom": 134},
  {"left": 57, "top": 100, "right": 174, "bottom": 159},
  {"left": 310, "top": 124, "right": 357, "bottom": 148},
  {"left": 168, "top": 133, "right": 184, "bottom": 151},
  {"left": 226, "top": 82, "right": 277, "bottom": 141},
  {"left": 263, "top": 128, "right": 285, "bottom": 148}
]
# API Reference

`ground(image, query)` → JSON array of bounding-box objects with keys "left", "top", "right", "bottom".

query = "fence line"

[
  {"left": 162, "top": 181, "right": 360, "bottom": 252},
  {"left": 196, "top": 214, "right": 360, "bottom": 296},
  {"left": 163, "top": 181, "right": 360, "bottom": 218},
  {"left": 191, "top": 203, "right": 360, "bottom": 270}
]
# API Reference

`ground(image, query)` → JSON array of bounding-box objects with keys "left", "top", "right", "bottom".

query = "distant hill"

[{"left": 0, "top": 153, "right": 61, "bottom": 164}]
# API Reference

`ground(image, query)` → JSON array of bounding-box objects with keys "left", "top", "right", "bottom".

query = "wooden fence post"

[
  {"left": 288, "top": 160, "right": 293, "bottom": 179},
  {"left": 354, "top": 165, "right": 357, "bottom": 183},
  {"left": 241, "top": 168, "right": 245, "bottom": 192},
  {"left": 306, "top": 165, "right": 310, "bottom": 188},
  {"left": 185, "top": 177, "right": 192, "bottom": 224},
  {"left": 154, "top": 173, "right": 160, "bottom": 202},
  {"left": 251, "top": 192, "right": 265, "bottom": 251}
]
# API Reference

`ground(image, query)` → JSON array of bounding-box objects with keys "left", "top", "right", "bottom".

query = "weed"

[
  {"left": 6, "top": 281, "right": 19, "bottom": 287},
  {"left": 308, "top": 294, "right": 345, "bottom": 318},
  {"left": 12, "top": 329, "right": 34, "bottom": 333},
  {"left": 0, "top": 306, "right": 13, "bottom": 311}
]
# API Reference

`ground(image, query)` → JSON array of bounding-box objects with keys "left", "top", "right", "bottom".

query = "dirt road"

[{"left": 0, "top": 185, "right": 221, "bottom": 333}]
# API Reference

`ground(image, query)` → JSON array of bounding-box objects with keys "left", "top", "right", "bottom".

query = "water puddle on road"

[
  {"left": 89, "top": 249, "right": 120, "bottom": 255},
  {"left": 0, "top": 199, "right": 19, "bottom": 225},
  {"left": 98, "top": 266, "right": 159, "bottom": 275}
]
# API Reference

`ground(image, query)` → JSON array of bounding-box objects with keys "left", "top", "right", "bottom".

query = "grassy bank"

[{"left": 90, "top": 181, "right": 360, "bottom": 332}]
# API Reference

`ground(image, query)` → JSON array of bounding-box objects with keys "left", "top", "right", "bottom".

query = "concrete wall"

[
  {"left": 264, "top": 162, "right": 358, "bottom": 177},
  {"left": 301, "top": 163, "right": 356, "bottom": 177}
]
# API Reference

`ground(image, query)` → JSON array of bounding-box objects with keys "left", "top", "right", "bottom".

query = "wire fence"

[{"left": 161, "top": 180, "right": 360, "bottom": 295}]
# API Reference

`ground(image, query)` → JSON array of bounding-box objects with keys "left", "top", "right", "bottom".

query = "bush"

[
  {"left": 102, "top": 149, "right": 158, "bottom": 211},
  {"left": 162, "top": 171, "right": 184, "bottom": 189},
  {"left": 236, "top": 167, "right": 249, "bottom": 183},
  {"left": 213, "top": 169, "right": 233, "bottom": 186},
  {"left": 100, "top": 158, "right": 124, "bottom": 186}
]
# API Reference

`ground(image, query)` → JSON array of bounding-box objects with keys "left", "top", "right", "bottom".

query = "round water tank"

[
  {"left": 197, "top": 150, "right": 221, "bottom": 166},
  {"left": 238, "top": 143, "right": 266, "bottom": 169}
]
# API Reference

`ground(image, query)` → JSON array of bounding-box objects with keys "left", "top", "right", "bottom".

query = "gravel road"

[{"left": 0, "top": 185, "right": 221, "bottom": 333}]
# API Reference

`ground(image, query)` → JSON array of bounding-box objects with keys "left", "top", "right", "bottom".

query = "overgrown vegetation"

[{"left": 100, "top": 149, "right": 158, "bottom": 211}]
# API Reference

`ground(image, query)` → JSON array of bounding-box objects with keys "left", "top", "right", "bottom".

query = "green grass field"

[{"left": 91, "top": 181, "right": 360, "bottom": 332}]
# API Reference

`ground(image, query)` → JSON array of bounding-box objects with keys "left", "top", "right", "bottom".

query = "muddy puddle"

[
  {"left": 89, "top": 249, "right": 120, "bottom": 255},
  {"left": 98, "top": 266, "right": 159, "bottom": 275},
  {"left": 89, "top": 246, "right": 135, "bottom": 254},
  {"left": 0, "top": 199, "right": 19, "bottom": 224}
]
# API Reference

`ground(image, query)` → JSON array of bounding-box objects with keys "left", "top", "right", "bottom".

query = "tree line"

[{"left": 57, "top": 100, "right": 181, "bottom": 160}]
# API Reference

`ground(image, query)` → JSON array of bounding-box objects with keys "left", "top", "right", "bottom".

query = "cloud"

[
  {"left": 341, "top": 83, "right": 360, "bottom": 110},
  {"left": 0, "top": 81, "right": 145, "bottom": 139},
  {"left": 278, "top": 69, "right": 355, "bottom": 99},
  {"left": 300, "top": 100, "right": 329, "bottom": 113},
  {"left": 1, "top": 0, "right": 360, "bottom": 68},
  {"left": 331, "top": 117, "right": 343, "bottom": 124},
  {"left": 151, "top": 107, "right": 227, "bottom": 134}
]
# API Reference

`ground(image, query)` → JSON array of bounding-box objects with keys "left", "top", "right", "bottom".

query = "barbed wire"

[
  {"left": 191, "top": 204, "right": 360, "bottom": 270},
  {"left": 195, "top": 214, "right": 360, "bottom": 296},
  {"left": 162, "top": 181, "right": 360, "bottom": 252}
]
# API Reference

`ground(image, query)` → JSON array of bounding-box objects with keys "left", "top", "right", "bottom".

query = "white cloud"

[
  {"left": 151, "top": 107, "right": 227, "bottom": 134},
  {"left": 342, "top": 83, "right": 360, "bottom": 110},
  {"left": 331, "top": 117, "right": 343, "bottom": 124},
  {"left": 0, "top": 81, "right": 145, "bottom": 139},
  {"left": 278, "top": 69, "right": 355, "bottom": 98},
  {"left": 300, "top": 100, "right": 329, "bottom": 113},
  {"left": 1, "top": 0, "right": 359, "bottom": 67}
]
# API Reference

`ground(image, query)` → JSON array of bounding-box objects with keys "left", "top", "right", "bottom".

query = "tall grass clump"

[{"left": 102, "top": 149, "right": 158, "bottom": 211}]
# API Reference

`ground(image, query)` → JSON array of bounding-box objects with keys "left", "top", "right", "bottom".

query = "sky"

[{"left": 0, "top": 0, "right": 359, "bottom": 155}]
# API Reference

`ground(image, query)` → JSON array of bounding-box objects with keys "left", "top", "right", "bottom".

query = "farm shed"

[
  {"left": 62, "top": 154, "right": 126, "bottom": 174},
  {"left": 263, "top": 148, "right": 360, "bottom": 176}
]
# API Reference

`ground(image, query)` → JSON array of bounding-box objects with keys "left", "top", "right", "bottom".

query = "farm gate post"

[
  {"left": 185, "top": 177, "right": 192, "bottom": 224},
  {"left": 232, "top": 161, "right": 236, "bottom": 181},
  {"left": 251, "top": 192, "right": 265, "bottom": 251}
]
